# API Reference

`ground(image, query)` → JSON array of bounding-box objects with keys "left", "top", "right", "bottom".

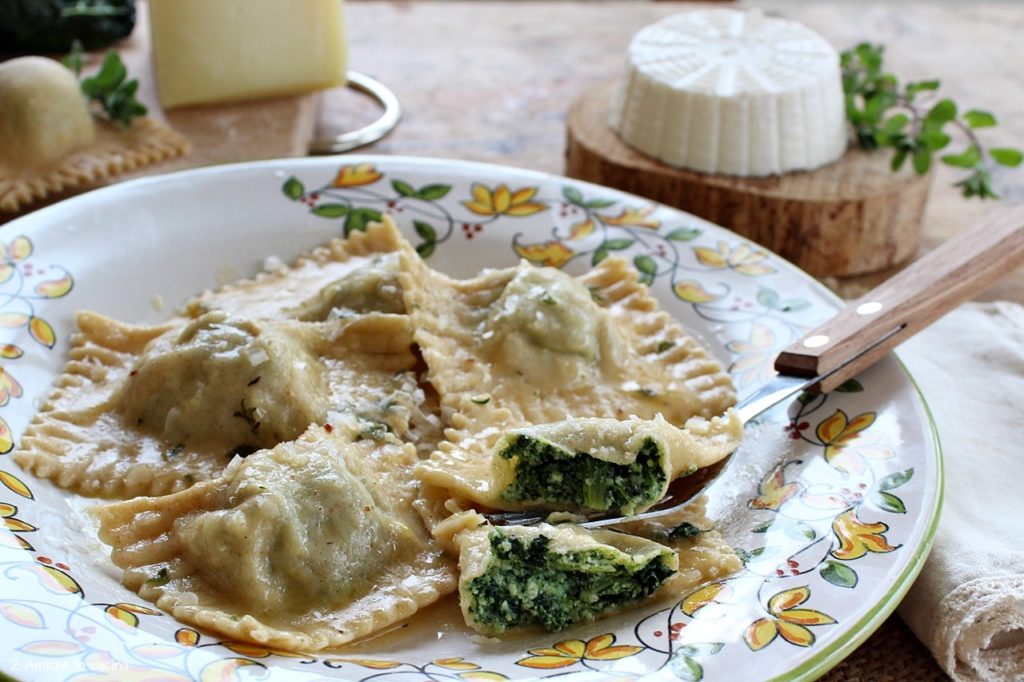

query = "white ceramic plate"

[{"left": 0, "top": 156, "right": 940, "bottom": 682}]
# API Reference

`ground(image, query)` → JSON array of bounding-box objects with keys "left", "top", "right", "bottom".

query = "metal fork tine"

[{"left": 485, "top": 510, "right": 550, "bottom": 527}]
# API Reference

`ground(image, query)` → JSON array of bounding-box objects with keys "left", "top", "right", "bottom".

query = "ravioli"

[
  {"left": 456, "top": 521, "right": 677, "bottom": 636},
  {"left": 91, "top": 425, "right": 456, "bottom": 651},
  {"left": 433, "top": 489, "right": 740, "bottom": 636},
  {"left": 403, "top": 254, "right": 737, "bottom": 513},
  {"left": 15, "top": 311, "right": 420, "bottom": 499},
  {"left": 187, "top": 217, "right": 407, "bottom": 322},
  {"left": 614, "top": 495, "right": 743, "bottom": 594},
  {"left": 492, "top": 413, "right": 741, "bottom": 515}
]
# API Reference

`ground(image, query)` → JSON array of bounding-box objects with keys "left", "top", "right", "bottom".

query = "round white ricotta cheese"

[{"left": 610, "top": 9, "right": 848, "bottom": 176}]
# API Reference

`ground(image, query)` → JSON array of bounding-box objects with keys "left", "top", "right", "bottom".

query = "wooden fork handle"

[{"left": 775, "top": 206, "right": 1024, "bottom": 392}]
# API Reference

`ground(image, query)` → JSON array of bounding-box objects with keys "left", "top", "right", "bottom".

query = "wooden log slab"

[{"left": 565, "top": 81, "right": 934, "bottom": 278}]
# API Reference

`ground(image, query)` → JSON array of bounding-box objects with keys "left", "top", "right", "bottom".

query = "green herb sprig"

[
  {"left": 62, "top": 39, "right": 147, "bottom": 128},
  {"left": 841, "top": 43, "right": 1022, "bottom": 199}
]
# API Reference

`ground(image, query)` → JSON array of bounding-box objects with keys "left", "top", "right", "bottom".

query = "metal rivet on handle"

[
  {"left": 803, "top": 335, "right": 830, "bottom": 349},
  {"left": 856, "top": 301, "right": 883, "bottom": 315}
]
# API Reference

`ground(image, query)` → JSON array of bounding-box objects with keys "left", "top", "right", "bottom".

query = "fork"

[{"left": 486, "top": 206, "right": 1024, "bottom": 529}]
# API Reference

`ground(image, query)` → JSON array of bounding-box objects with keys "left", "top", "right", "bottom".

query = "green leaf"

[
  {"left": 343, "top": 208, "right": 383, "bottom": 236},
  {"left": 602, "top": 239, "right": 634, "bottom": 251},
  {"left": 634, "top": 254, "right": 657, "bottom": 282},
  {"left": 878, "top": 467, "right": 914, "bottom": 491},
  {"left": 413, "top": 220, "right": 437, "bottom": 241},
  {"left": 677, "top": 643, "right": 724, "bottom": 659},
  {"left": 670, "top": 654, "right": 703, "bottom": 682},
  {"left": 584, "top": 198, "right": 617, "bottom": 209},
  {"left": 656, "top": 340, "right": 675, "bottom": 353},
  {"left": 925, "top": 98, "right": 957, "bottom": 125},
  {"left": 666, "top": 227, "right": 701, "bottom": 241},
  {"left": 756, "top": 287, "right": 781, "bottom": 309},
  {"left": 990, "top": 148, "right": 1024, "bottom": 168},
  {"left": 891, "top": 148, "right": 909, "bottom": 172},
  {"left": 941, "top": 146, "right": 982, "bottom": 168},
  {"left": 415, "top": 241, "right": 435, "bottom": 258},
  {"left": 964, "top": 109, "right": 997, "bottom": 129},
  {"left": 665, "top": 522, "right": 704, "bottom": 539},
  {"left": 797, "top": 390, "right": 819, "bottom": 405},
  {"left": 785, "top": 521, "right": 817, "bottom": 542},
  {"left": 417, "top": 184, "right": 452, "bottom": 200},
  {"left": 958, "top": 169, "right": 999, "bottom": 199},
  {"left": 855, "top": 43, "right": 883, "bottom": 73},
  {"left": 881, "top": 113, "right": 909, "bottom": 134},
  {"left": 820, "top": 560, "right": 858, "bottom": 588},
  {"left": 392, "top": 180, "right": 417, "bottom": 197},
  {"left": 144, "top": 567, "right": 170, "bottom": 588},
  {"left": 79, "top": 50, "right": 146, "bottom": 126},
  {"left": 62, "top": 39, "right": 84, "bottom": 76},
  {"left": 282, "top": 177, "right": 304, "bottom": 200},
  {"left": 835, "top": 379, "right": 864, "bottom": 393},
  {"left": 845, "top": 96, "right": 862, "bottom": 126},
  {"left": 871, "top": 491, "right": 907, "bottom": 514},
  {"left": 592, "top": 248, "right": 609, "bottom": 266},
  {"left": 756, "top": 287, "right": 810, "bottom": 313},
  {"left": 863, "top": 94, "right": 886, "bottom": 124},
  {"left": 751, "top": 520, "right": 774, "bottom": 533},
  {"left": 311, "top": 203, "right": 350, "bottom": 218},
  {"left": 912, "top": 147, "right": 933, "bottom": 175},
  {"left": 905, "top": 79, "right": 940, "bottom": 98},
  {"left": 562, "top": 186, "right": 584, "bottom": 205},
  {"left": 919, "top": 129, "right": 951, "bottom": 151},
  {"left": 779, "top": 299, "right": 811, "bottom": 313},
  {"left": 738, "top": 546, "right": 772, "bottom": 564},
  {"left": 87, "top": 50, "right": 126, "bottom": 91}
]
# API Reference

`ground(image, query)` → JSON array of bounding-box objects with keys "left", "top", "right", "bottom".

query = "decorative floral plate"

[{"left": 0, "top": 156, "right": 940, "bottom": 682}]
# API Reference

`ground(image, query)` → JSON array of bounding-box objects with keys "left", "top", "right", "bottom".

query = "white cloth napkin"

[{"left": 895, "top": 301, "right": 1024, "bottom": 681}]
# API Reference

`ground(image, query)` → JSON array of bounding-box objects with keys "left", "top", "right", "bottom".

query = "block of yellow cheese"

[{"left": 148, "top": 0, "right": 347, "bottom": 109}]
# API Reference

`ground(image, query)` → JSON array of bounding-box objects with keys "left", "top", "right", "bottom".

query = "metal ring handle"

[{"left": 308, "top": 70, "right": 401, "bottom": 155}]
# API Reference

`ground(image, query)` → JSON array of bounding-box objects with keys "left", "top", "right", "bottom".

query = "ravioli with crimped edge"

[
  {"left": 14, "top": 311, "right": 422, "bottom": 499},
  {"left": 492, "top": 413, "right": 740, "bottom": 516},
  {"left": 91, "top": 424, "right": 456, "bottom": 651},
  {"left": 433, "top": 495, "right": 739, "bottom": 636},
  {"left": 457, "top": 520, "right": 678, "bottom": 636},
  {"left": 186, "top": 218, "right": 408, "bottom": 322},
  {"left": 401, "top": 247, "right": 738, "bottom": 518}
]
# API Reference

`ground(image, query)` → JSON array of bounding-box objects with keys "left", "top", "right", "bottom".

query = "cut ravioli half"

[
  {"left": 614, "top": 495, "right": 743, "bottom": 594},
  {"left": 491, "top": 413, "right": 742, "bottom": 515},
  {"left": 187, "top": 216, "right": 408, "bottom": 321},
  {"left": 402, "top": 253, "right": 737, "bottom": 513},
  {"left": 15, "top": 310, "right": 420, "bottom": 499},
  {"left": 91, "top": 425, "right": 456, "bottom": 651},
  {"left": 455, "top": 522, "right": 677, "bottom": 636}
]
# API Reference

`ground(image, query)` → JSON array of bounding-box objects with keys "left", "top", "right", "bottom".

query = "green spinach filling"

[
  {"left": 499, "top": 435, "right": 666, "bottom": 514},
  {"left": 467, "top": 530, "right": 674, "bottom": 634}
]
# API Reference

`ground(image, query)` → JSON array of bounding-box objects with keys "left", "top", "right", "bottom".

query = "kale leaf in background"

[{"left": 0, "top": 0, "right": 135, "bottom": 53}]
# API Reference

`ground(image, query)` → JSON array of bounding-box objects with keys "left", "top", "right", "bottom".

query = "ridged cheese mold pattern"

[{"left": 610, "top": 8, "right": 848, "bottom": 177}]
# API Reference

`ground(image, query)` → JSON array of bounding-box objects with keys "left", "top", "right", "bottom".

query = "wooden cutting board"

[{"left": 122, "top": 0, "right": 320, "bottom": 170}]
